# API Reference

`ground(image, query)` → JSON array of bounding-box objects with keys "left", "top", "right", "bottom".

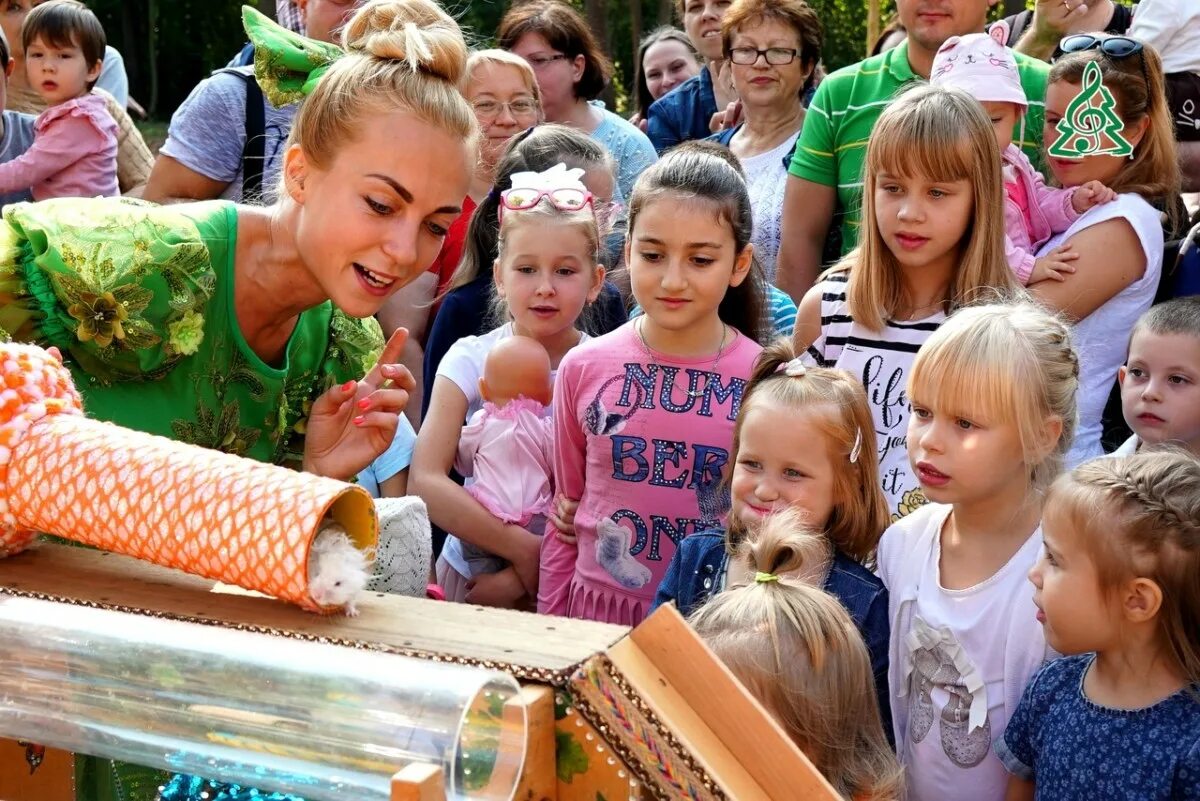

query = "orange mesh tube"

[{"left": 0, "top": 343, "right": 376, "bottom": 613}]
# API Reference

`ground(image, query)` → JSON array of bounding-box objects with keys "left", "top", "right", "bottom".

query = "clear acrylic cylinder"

[{"left": 0, "top": 595, "right": 525, "bottom": 800}]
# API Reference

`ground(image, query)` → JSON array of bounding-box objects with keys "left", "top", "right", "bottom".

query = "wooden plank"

[
  {"left": 512, "top": 686, "right": 557, "bottom": 801},
  {"left": 610, "top": 605, "right": 840, "bottom": 801},
  {"left": 391, "top": 763, "right": 444, "bottom": 801},
  {"left": 0, "top": 544, "right": 626, "bottom": 681}
]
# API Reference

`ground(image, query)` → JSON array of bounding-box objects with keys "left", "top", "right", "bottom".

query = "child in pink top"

[
  {"left": 0, "top": 2, "right": 116, "bottom": 200},
  {"left": 538, "top": 143, "right": 766, "bottom": 626},
  {"left": 931, "top": 31, "right": 1114, "bottom": 285},
  {"left": 454, "top": 336, "right": 555, "bottom": 576}
]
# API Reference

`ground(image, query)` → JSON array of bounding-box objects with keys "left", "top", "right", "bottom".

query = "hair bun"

[{"left": 342, "top": 0, "right": 469, "bottom": 84}]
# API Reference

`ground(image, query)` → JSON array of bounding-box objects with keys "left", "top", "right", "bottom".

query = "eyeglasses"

[
  {"left": 472, "top": 98, "right": 539, "bottom": 120},
  {"left": 526, "top": 53, "right": 569, "bottom": 69},
  {"left": 1059, "top": 34, "right": 1148, "bottom": 87},
  {"left": 499, "top": 187, "right": 594, "bottom": 218},
  {"left": 729, "top": 47, "right": 801, "bottom": 66}
]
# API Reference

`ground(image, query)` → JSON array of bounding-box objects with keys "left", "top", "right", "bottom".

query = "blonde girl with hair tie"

[{"left": 690, "top": 507, "right": 903, "bottom": 801}]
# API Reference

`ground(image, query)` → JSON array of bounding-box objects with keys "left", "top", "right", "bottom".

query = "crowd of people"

[{"left": 0, "top": 0, "right": 1196, "bottom": 799}]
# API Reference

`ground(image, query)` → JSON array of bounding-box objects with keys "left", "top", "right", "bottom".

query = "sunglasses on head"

[{"left": 1059, "top": 34, "right": 1148, "bottom": 86}]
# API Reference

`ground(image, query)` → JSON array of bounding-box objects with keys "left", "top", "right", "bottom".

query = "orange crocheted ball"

[{"left": 0, "top": 343, "right": 83, "bottom": 555}]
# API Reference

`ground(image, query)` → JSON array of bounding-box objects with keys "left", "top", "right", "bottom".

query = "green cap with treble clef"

[{"left": 1048, "top": 61, "right": 1134, "bottom": 159}]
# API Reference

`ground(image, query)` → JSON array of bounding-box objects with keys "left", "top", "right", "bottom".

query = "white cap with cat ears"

[{"left": 931, "top": 29, "right": 1028, "bottom": 109}]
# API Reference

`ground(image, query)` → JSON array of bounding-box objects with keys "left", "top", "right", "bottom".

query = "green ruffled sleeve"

[
  {"left": 275, "top": 308, "right": 385, "bottom": 464},
  {"left": 0, "top": 197, "right": 218, "bottom": 383}
]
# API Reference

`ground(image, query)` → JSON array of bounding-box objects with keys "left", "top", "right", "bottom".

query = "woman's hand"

[
  {"left": 507, "top": 523, "right": 543, "bottom": 597},
  {"left": 302, "top": 329, "right": 415, "bottom": 481}
]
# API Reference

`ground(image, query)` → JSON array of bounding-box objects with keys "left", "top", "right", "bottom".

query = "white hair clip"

[
  {"left": 779, "top": 357, "right": 807, "bottom": 377},
  {"left": 508, "top": 162, "right": 587, "bottom": 193},
  {"left": 849, "top": 428, "right": 863, "bottom": 464}
]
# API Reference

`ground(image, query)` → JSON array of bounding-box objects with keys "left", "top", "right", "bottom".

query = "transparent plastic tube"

[{"left": 0, "top": 596, "right": 525, "bottom": 800}]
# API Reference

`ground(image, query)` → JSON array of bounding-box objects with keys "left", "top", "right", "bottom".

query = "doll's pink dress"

[{"left": 454, "top": 397, "right": 554, "bottom": 575}]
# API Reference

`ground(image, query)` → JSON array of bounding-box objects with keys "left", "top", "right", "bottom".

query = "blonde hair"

[
  {"left": 729, "top": 338, "right": 889, "bottom": 562},
  {"left": 1050, "top": 46, "right": 1181, "bottom": 231},
  {"left": 908, "top": 302, "right": 1079, "bottom": 494},
  {"left": 845, "top": 84, "right": 1017, "bottom": 332},
  {"left": 690, "top": 509, "right": 903, "bottom": 801},
  {"left": 490, "top": 201, "right": 602, "bottom": 323},
  {"left": 286, "top": 0, "right": 478, "bottom": 171},
  {"left": 1046, "top": 451, "right": 1200, "bottom": 686},
  {"left": 464, "top": 48, "right": 542, "bottom": 111}
]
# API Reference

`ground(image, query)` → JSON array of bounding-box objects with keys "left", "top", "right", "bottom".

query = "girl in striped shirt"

[{"left": 793, "top": 84, "right": 1019, "bottom": 520}]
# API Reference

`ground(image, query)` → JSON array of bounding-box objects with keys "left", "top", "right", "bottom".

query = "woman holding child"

[{"left": 1028, "top": 37, "right": 1180, "bottom": 464}]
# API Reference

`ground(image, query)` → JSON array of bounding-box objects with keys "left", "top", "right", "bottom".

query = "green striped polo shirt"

[{"left": 788, "top": 40, "right": 1049, "bottom": 254}]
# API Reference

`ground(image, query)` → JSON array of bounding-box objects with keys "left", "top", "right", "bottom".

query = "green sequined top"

[{"left": 0, "top": 197, "right": 384, "bottom": 464}]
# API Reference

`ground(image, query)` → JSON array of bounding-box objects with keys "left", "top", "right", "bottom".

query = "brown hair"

[
  {"left": 286, "top": 0, "right": 477, "bottom": 172},
  {"left": 22, "top": 0, "right": 105, "bottom": 85},
  {"left": 690, "top": 509, "right": 904, "bottom": 801},
  {"left": 497, "top": 0, "right": 612, "bottom": 101},
  {"left": 909, "top": 302, "right": 1079, "bottom": 495},
  {"left": 844, "top": 83, "right": 1018, "bottom": 332},
  {"left": 729, "top": 338, "right": 889, "bottom": 561},
  {"left": 1047, "top": 450, "right": 1200, "bottom": 687},
  {"left": 626, "top": 140, "right": 768, "bottom": 344},
  {"left": 721, "top": 0, "right": 822, "bottom": 90},
  {"left": 634, "top": 26, "right": 698, "bottom": 118},
  {"left": 1050, "top": 45, "right": 1181, "bottom": 231}
]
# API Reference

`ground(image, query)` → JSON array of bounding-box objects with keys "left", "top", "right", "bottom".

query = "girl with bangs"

[
  {"left": 877, "top": 302, "right": 1079, "bottom": 801},
  {"left": 793, "top": 84, "right": 1018, "bottom": 521}
]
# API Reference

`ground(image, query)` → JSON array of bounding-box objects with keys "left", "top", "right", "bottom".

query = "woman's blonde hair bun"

[{"left": 342, "top": 0, "right": 469, "bottom": 84}]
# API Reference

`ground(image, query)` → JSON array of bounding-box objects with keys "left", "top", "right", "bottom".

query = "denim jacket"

[
  {"left": 646, "top": 68, "right": 718, "bottom": 155},
  {"left": 653, "top": 529, "right": 894, "bottom": 745}
]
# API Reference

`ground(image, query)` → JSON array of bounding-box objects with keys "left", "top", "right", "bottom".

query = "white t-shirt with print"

[{"left": 878, "top": 503, "right": 1049, "bottom": 801}]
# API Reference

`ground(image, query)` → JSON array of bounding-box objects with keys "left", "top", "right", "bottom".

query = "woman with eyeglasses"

[
  {"left": 709, "top": 0, "right": 822, "bottom": 284},
  {"left": 1026, "top": 35, "right": 1181, "bottom": 465},
  {"left": 498, "top": 0, "right": 657, "bottom": 208}
]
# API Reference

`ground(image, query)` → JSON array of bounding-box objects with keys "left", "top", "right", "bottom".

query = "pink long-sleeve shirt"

[
  {"left": 537, "top": 322, "right": 761, "bottom": 626},
  {"left": 1002, "top": 143, "right": 1079, "bottom": 284},
  {"left": 0, "top": 93, "right": 118, "bottom": 200}
]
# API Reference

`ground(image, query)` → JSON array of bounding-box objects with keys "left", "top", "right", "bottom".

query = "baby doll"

[
  {"left": 932, "top": 30, "right": 1115, "bottom": 285},
  {"left": 454, "top": 336, "right": 555, "bottom": 578}
]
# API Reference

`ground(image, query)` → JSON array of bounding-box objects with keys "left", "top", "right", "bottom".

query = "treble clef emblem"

[{"left": 1048, "top": 61, "right": 1134, "bottom": 159}]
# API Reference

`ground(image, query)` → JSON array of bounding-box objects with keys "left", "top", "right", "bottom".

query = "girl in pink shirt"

[
  {"left": 0, "top": 1, "right": 117, "bottom": 200},
  {"left": 538, "top": 142, "right": 766, "bottom": 626}
]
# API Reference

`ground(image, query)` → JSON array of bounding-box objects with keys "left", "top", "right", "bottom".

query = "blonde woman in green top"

[
  {"left": 0, "top": 0, "right": 476, "bottom": 480},
  {"left": 0, "top": 2, "right": 478, "bottom": 799}
]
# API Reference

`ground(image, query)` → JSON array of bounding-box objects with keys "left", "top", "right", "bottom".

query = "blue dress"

[{"left": 998, "top": 653, "right": 1200, "bottom": 799}]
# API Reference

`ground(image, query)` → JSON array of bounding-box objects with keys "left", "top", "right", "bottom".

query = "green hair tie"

[
  {"left": 754, "top": 571, "right": 779, "bottom": 584},
  {"left": 242, "top": 5, "right": 344, "bottom": 108}
]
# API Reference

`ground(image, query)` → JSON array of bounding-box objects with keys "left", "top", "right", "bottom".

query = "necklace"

[{"left": 636, "top": 317, "right": 730, "bottom": 399}]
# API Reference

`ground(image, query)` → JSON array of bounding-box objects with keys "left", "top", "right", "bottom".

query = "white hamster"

[{"left": 307, "top": 521, "right": 370, "bottom": 615}]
